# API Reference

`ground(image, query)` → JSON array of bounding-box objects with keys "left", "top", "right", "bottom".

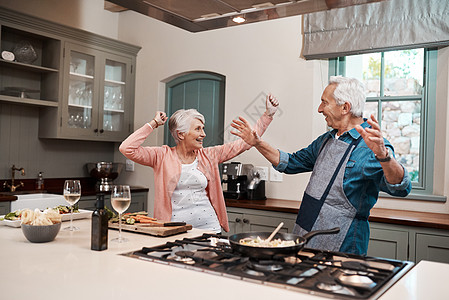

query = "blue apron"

[{"left": 293, "top": 136, "right": 361, "bottom": 252}]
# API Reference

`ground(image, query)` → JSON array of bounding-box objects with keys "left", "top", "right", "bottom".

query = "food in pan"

[{"left": 239, "top": 236, "right": 296, "bottom": 248}]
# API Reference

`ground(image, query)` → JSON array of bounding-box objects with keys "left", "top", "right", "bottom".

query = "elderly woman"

[{"left": 119, "top": 96, "right": 279, "bottom": 233}]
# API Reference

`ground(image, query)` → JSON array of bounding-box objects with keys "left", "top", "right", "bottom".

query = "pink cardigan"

[{"left": 119, "top": 113, "right": 273, "bottom": 232}]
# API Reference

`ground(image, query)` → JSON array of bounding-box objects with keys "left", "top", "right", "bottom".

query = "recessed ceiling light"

[{"left": 232, "top": 16, "right": 246, "bottom": 24}]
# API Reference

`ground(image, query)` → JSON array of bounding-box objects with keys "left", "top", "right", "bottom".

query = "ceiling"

[{"left": 104, "top": 0, "right": 385, "bottom": 32}]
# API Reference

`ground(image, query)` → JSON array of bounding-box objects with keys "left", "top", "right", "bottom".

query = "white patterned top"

[{"left": 171, "top": 158, "right": 221, "bottom": 233}]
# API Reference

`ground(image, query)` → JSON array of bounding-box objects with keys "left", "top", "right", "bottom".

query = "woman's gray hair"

[
  {"left": 168, "top": 109, "right": 205, "bottom": 144},
  {"left": 329, "top": 76, "right": 366, "bottom": 117}
]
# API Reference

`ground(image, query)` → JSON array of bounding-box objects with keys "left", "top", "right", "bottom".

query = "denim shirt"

[{"left": 274, "top": 120, "right": 412, "bottom": 254}]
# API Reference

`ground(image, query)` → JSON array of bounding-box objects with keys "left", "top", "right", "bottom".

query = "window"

[{"left": 329, "top": 48, "right": 437, "bottom": 196}]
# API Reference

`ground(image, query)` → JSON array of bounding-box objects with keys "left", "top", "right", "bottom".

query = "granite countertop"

[{"left": 225, "top": 198, "right": 449, "bottom": 230}]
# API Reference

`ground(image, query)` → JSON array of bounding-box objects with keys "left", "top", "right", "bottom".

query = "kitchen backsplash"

[{"left": 0, "top": 103, "right": 115, "bottom": 179}]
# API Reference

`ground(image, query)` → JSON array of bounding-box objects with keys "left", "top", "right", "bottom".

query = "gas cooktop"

[{"left": 122, "top": 233, "right": 414, "bottom": 300}]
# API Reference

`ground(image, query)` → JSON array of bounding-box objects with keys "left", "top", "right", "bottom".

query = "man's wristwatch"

[{"left": 375, "top": 148, "right": 392, "bottom": 162}]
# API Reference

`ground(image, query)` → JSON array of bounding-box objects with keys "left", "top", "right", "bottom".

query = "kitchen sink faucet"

[{"left": 3, "top": 165, "right": 25, "bottom": 192}]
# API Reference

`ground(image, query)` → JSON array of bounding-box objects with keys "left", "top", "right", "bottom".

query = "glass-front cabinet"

[
  {"left": 67, "top": 50, "right": 95, "bottom": 132},
  {"left": 60, "top": 43, "right": 133, "bottom": 141},
  {"left": 103, "top": 59, "right": 128, "bottom": 136}
]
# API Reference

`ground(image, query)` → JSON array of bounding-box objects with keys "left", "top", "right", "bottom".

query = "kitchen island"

[{"left": 1, "top": 218, "right": 448, "bottom": 300}]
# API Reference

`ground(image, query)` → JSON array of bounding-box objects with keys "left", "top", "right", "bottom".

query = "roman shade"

[{"left": 302, "top": 0, "right": 449, "bottom": 59}]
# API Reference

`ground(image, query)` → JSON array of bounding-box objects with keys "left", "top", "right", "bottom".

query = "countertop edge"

[{"left": 0, "top": 194, "right": 17, "bottom": 202}]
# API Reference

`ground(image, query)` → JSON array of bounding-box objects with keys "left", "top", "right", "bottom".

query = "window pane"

[
  {"left": 346, "top": 53, "right": 381, "bottom": 97},
  {"left": 384, "top": 49, "right": 424, "bottom": 96},
  {"left": 333, "top": 47, "right": 434, "bottom": 192},
  {"left": 363, "top": 101, "right": 378, "bottom": 120},
  {"left": 381, "top": 100, "right": 421, "bottom": 182}
]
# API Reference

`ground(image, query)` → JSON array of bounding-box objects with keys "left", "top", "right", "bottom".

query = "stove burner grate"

[
  {"left": 248, "top": 260, "right": 284, "bottom": 272},
  {"left": 167, "top": 250, "right": 196, "bottom": 265}
]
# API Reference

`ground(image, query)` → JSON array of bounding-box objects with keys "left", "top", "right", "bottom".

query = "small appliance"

[
  {"left": 86, "top": 162, "right": 123, "bottom": 192},
  {"left": 221, "top": 162, "right": 266, "bottom": 200}
]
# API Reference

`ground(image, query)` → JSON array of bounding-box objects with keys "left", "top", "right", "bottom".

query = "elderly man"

[{"left": 231, "top": 76, "right": 411, "bottom": 255}]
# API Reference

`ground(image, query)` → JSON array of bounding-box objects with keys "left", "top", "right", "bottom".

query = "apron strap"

[
  {"left": 317, "top": 134, "right": 332, "bottom": 156},
  {"left": 320, "top": 137, "right": 362, "bottom": 201}
]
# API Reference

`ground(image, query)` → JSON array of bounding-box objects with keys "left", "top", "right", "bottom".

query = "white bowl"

[{"left": 21, "top": 222, "right": 61, "bottom": 243}]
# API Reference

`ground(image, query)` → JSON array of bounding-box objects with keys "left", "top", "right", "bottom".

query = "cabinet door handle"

[
  {"left": 235, "top": 218, "right": 241, "bottom": 223},
  {"left": 94, "top": 129, "right": 98, "bottom": 133},
  {"left": 243, "top": 218, "right": 249, "bottom": 224},
  {"left": 99, "top": 129, "right": 104, "bottom": 133}
]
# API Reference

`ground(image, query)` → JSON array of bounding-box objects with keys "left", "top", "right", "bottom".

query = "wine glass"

[
  {"left": 63, "top": 180, "right": 81, "bottom": 231},
  {"left": 70, "top": 62, "right": 79, "bottom": 74},
  {"left": 111, "top": 91, "right": 117, "bottom": 109},
  {"left": 104, "top": 87, "right": 110, "bottom": 109},
  {"left": 118, "top": 91, "right": 123, "bottom": 110},
  {"left": 111, "top": 185, "right": 131, "bottom": 243}
]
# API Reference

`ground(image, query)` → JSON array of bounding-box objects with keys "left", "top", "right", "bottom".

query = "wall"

[
  {"left": 114, "top": 10, "right": 327, "bottom": 217},
  {"left": 0, "top": 103, "right": 114, "bottom": 179},
  {"left": 1, "top": 0, "right": 448, "bottom": 217}
]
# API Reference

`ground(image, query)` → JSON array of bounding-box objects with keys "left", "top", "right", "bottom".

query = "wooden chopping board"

[{"left": 108, "top": 222, "right": 193, "bottom": 237}]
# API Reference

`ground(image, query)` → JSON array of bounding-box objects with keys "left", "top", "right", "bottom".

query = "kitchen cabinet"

[
  {"left": 415, "top": 233, "right": 449, "bottom": 264},
  {"left": 78, "top": 191, "right": 147, "bottom": 213},
  {"left": 226, "top": 207, "right": 296, "bottom": 236},
  {"left": 45, "top": 42, "right": 134, "bottom": 141},
  {"left": 367, "top": 221, "right": 449, "bottom": 264},
  {"left": 0, "top": 7, "right": 140, "bottom": 142},
  {"left": 0, "top": 202, "right": 11, "bottom": 215},
  {"left": 0, "top": 24, "right": 61, "bottom": 108},
  {"left": 367, "top": 225, "right": 409, "bottom": 260}
]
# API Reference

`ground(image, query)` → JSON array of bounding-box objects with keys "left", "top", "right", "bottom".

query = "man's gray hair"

[
  {"left": 168, "top": 109, "right": 205, "bottom": 144},
  {"left": 329, "top": 76, "right": 366, "bottom": 117}
]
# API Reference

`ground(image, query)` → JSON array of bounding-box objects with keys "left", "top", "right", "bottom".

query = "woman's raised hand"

[
  {"left": 265, "top": 94, "right": 279, "bottom": 117},
  {"left": 154, "top": 111, "right": 168, "bottom": 127}
]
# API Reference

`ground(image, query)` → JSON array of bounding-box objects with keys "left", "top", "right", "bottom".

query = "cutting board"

[{"left": 108, "top": 222, "right": 193, "bottom": 237}]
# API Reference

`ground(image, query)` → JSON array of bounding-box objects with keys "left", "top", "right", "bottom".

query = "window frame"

[{"left": 329, "top": 48, "right": 442, "bottom": 200}]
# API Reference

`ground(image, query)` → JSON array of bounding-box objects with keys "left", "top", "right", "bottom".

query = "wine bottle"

[{"left": 91, "top": 193, "right": 108, "bottom": 251}]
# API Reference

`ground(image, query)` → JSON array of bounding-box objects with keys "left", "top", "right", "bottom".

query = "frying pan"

[{"left": 228, "top": 227, "right": 340, "bottom": 259}]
